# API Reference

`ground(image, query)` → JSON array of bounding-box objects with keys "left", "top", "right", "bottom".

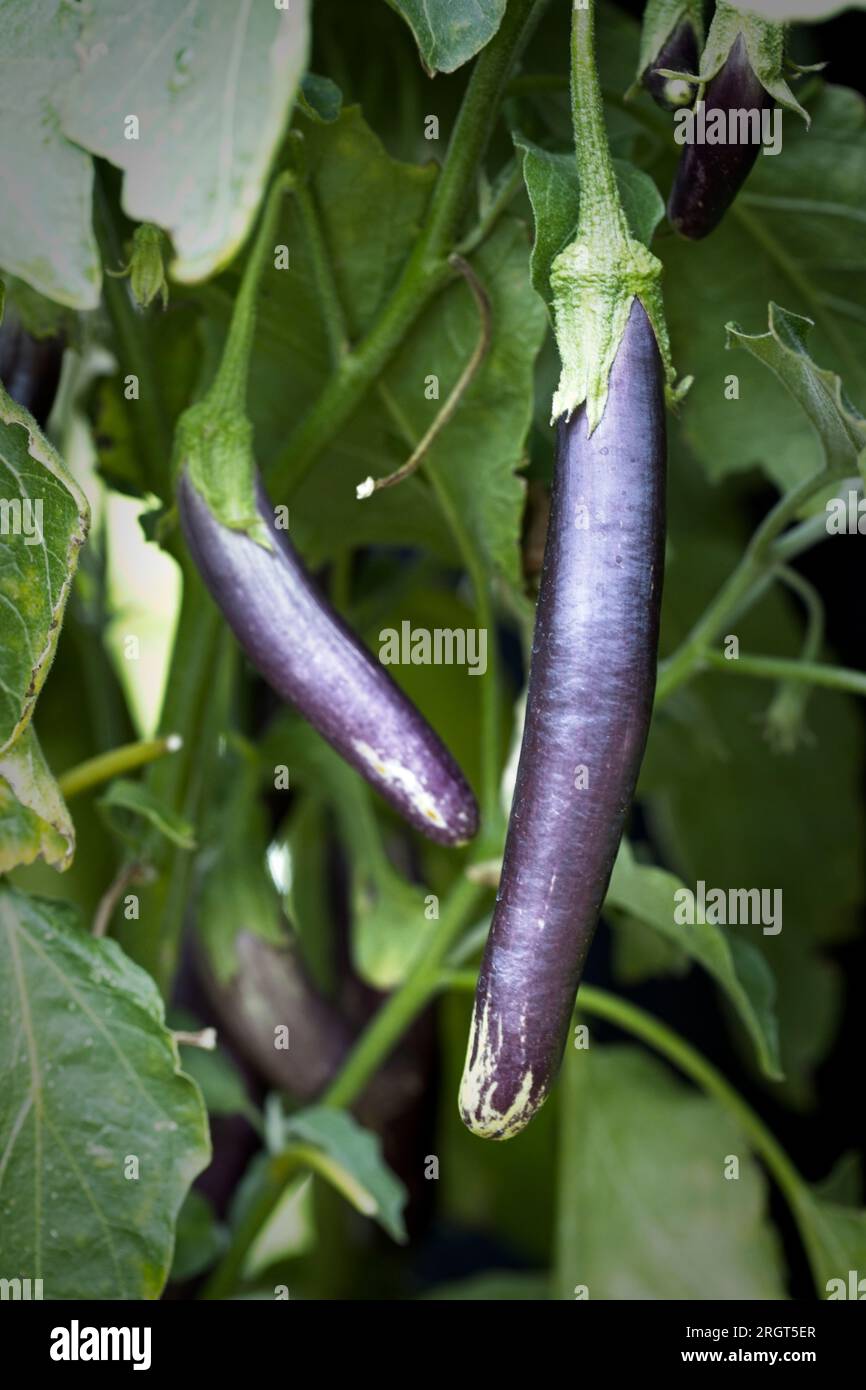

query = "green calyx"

[
  {"left": 173, "top": 170, "right": 293, "bottom": 549},
  {"left": 554, "top": 0, "right": 689, "bottom": 431},
  {"left": 696, "top": 0, "right": 810, "bottom": 125},
  {"left": 175, "top": 402, "right": 270, "bottom": 548},
  {"left": 550, "top": 233, "right": 687, "bottom": 430}
]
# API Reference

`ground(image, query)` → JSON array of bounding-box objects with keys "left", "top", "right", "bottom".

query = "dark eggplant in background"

[
  {"left": 642, "top": 18, "right": 701, "bottom": 110},
  {"left": 178, "top": 469, "right": 479, "bottom": 847},
  {"left": 460, "top": 299, "right": 666, "bottom": 1140},
  {"left": 667, "top": 32, "right": 774, "bottom": 239},
  {"left": 0, "top": 314, "right": 64, "bottom": 427}
]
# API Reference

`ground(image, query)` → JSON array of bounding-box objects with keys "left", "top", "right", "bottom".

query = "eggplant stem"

[
  {"left": 569, "top": 0, "right": 631, "bottom": 250},
  {"left": 356, "top": 255, "right": 492, "bottom": 499},
  {"left": 206, "top": 171, "right": 294, "bottom": 416}
]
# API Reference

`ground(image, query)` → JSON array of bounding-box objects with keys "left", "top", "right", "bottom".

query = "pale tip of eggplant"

[
  {"left": 356, "top": 476, "right": 375, "bottom": 500},
  {"left": 458, "top": 1001, "right": 541, "bottom": 1142},
  {"left": 352, "top": 739, "right": 447, "bottom": 831}
]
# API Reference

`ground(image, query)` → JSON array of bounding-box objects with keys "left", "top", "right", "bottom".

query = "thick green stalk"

[
  {"left": 207, "top": 173, "right": 293, "bottom": 415},
  {"left": 570, "top": 1, "right": 630, "bottom": 249},
  {"left": 267, "top": 0, "right": 547, "bottom": 498}
]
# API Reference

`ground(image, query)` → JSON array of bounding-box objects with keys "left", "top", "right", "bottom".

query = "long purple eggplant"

[
  {"left": 667, "top": 33, "right": 772, "bottom": 240},
  {"left": 459, "top": 300, "right": 666, "bottom": 1139},
  {"left": 0, "top": 316, "right": 63, "bottom": 428},
  {"left": 178, "top": 469, "right": 479, "bottom": 847}
]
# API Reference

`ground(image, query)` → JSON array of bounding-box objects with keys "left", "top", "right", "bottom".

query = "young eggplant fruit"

[
  {"left": 634, "top": 0, "right": 703, "bottom": 111},
  {"left": 0, "top": 316, "right": 63, "bottom": 428},
  {"left": 178, "top": 469, "right": 478, "bottom": 846},
  {"left": 459, "top": 299, "right": 666, "bottom": 1139},
  {"left": 667, "top": 34, "right": 772, "bottom": 239},
  {"left": 666, "top": 1, "right": 810, "bottom": 240},
  {"left": 175, "top": 174, "right": 478, "bottom": 847}
]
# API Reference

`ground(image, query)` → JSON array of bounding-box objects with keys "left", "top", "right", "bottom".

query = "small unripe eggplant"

[
  {"left": 178, "top": 469, "right": 479, "bottom": 847},
  {"left": 0, "top": 316, "right": 63, "bottom": 428},
  {"left": 643, "top": 19, "right": 700, "bottom": 112},
  {"left": 667, "top": 33, "right": 773, "bottom": 240},
  {"left": 459, "top": 299, "right": 666, "bottom": 1140}
]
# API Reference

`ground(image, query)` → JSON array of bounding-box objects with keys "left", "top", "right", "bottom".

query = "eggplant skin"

[
  {"left": 459, "top": 299, "right": 666, "bottom": 1140},
  {"left": 178, "top": 469, "right": 479, "bottom": 847},
  {"left": 0, "top": 318, "right": 64, "bottom": 428},
  {"left": 667, "top": 34, "right": 772, "bottom": 240},
  {"left": 642, "top": 20, "right": 700, "bottom": 111}
]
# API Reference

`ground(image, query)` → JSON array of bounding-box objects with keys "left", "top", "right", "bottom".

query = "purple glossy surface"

[
  {"left": 667, "top": 34, "right": 772, "bottom": 239},
  {"left": 461, "top": 300, "right": 666, "bottom": 1137},
  {"left": 178, "top": 470, "right": 479, "bottom": 846}
]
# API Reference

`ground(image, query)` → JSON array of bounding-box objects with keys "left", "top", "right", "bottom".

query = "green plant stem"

[
  {"left": 704, "top": 650, "right": 866, "bottom": 696},
  {"left": 323, "top": 874, "right": 484, "bottom": 1110},
  {"left": 118, "top": 562, "right": 225, "bottom": 989},
  {"left": 364, "top": 255, "right": 492, "bottom": 496},
  {"left": 656, "top": 469, "right": 831, "bottom": 703},
  {"left": 570, "top": 1, "right": 631, "bottom": 247},
  {"left": 208, "top": 172, "right": 294, "bottom": 413},
  {"left": 293, "top": 180, "right": 350, "bottom": 360},
  {"left": 58, "top": 735, "right": 182, "bottom": 800},
  {"left": 376, "top": 379, "right": 502, "bottom": 831},
  {"left": 456, "top": 159, "right": 524, "bottom": 256},
  {"left": 267, "top": 0, "right": 546, "bottom": 499}
]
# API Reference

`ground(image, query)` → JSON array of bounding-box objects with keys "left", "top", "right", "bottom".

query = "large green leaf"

[
  {"left": 0, "top": 0, "right": 100, "bottom": 309},
  {"left": 377, "top": 217, "right": 547, "bottom": 589},
  {"left": 0, "top": 885, "right": 210, "bottom": 1299},
  {"left": 0, "top": 386, "right": 90, "bottom": 754},
  {"left": 664, "top": 84, "right": 866, "bottom": 489},
  {"left": 59, "top": 0, "right": 310, "bottom": 284},
  {"left": 608, "top": 841, "right": 782, "bottom": 1080},
  {"left": 554, "top": 1047, "right": 786, "bottom": 1300},
  {"left": 0, "top": 725, "right": 74, "bottom": 873},
  {"left": 237, "top": 105, "right": 545, "bottom": 585},
  {"left": 386, "top": 0, "right": 507, "bottom": 74}
]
